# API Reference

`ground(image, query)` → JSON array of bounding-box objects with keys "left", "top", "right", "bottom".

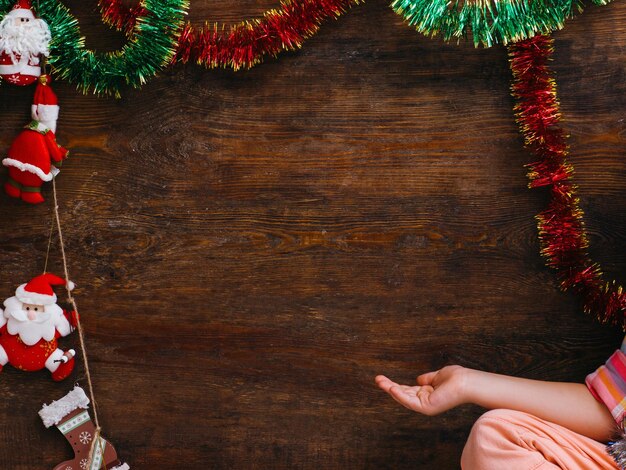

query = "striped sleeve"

[{"left": 586, "top": 337, "right": 626, "bottom": 425}]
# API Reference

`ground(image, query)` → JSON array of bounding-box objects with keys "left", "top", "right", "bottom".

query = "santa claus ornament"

[
  {"left": 40, "top": 387, "right": 130, "bottom": 470},
  {"left": 0, "top": 273, "right": 78, "bottom": 381},
  {"left": 3, "top": 74, "right": 68, "bottom": 204},
  {"left": 0, "top": 0, "right": 50, "bottom": 86}
]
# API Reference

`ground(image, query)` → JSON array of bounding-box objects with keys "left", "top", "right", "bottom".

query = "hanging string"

[
  {"left": 51, "top": 178, "right": 105, "bottom": 469},
  {"left": 38, "top": 0, "right": 54, "bottom": 277},
  {"left": 42, "top": 213, "right": 54, "bottom": 274},
  {"left": 37, "top": 3, "right": 104, "bottom": 458}
]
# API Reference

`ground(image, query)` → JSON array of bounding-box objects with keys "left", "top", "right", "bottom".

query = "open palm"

[{"left": 375, "top": 365, "right": 467, "bottom": 416}]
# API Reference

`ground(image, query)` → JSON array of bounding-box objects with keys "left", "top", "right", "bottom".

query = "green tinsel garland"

[
  {"left": 392, "top": 0, "right": 611, "bottom": 47},
  {"left": 0, "top": 0, "right": 188, "bottom": 96}
]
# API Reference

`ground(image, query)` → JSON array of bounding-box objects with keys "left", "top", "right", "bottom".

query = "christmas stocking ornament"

[
  {"left": 39, "top": 386, "right": 130, "bottom": 470},
  {"left": 0, "top": 0, "right": 51, "bottom": 86},
  {"left": 3, "top": 75, "right": 69, "bottom": 204}
]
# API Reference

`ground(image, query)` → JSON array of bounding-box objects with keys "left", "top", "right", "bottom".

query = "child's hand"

[{"left": 375, "top": 365, "right": 468, "bottom": 416}]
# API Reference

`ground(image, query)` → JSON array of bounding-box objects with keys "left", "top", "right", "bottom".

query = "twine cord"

[
  {"left": 38, "top": 0, "right": 104, "bottom": 459},
  {"left": 51, "top": 178, "right": 105, "bottom": 469},
  {"left": 42, "top": 214, "right": 54, "bottom": 275}
]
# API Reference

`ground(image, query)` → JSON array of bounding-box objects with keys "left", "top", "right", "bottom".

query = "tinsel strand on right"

[{"left": 508, "top": 34, "right": 626, "bottom": 329}]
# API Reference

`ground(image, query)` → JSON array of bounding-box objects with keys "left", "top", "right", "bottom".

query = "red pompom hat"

[
  {"left": 7, "top": 0, "right": 36, "bottom": 20},
  {"left": 15, "top": 273, "right": 74, "bottom": 306},
  {"left": 32, "top": 75, "right": 60, "bottom": 132}
]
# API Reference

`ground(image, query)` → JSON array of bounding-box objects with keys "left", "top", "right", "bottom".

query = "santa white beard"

[
  {"left": 0, "top": 15, "right": 51, "bottom": 60},
  {"left": 3, "top": 296, "right": 62, "bottom": 346}
]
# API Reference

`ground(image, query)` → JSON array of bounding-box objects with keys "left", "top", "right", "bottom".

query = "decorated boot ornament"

[
  {"left": 0, "top": 273, "right": 78, "bottom": 381},
  {"left": 40, "top": 386, "right": 130, "bottom": 470},
  {"left": 3, "top": 74, "right": 69, "bottom": 204},
  {"left": 0, "top": 0, "right": 50, "bottom": 85}
]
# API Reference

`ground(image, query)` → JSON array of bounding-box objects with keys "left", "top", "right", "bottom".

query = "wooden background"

[{"left": 1, "top": 1, "right": 625, "bottom": 468}]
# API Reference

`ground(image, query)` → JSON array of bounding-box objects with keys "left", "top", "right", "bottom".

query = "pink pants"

[{"left": 461, "top": 409, "right": 618, "bottom": 469}]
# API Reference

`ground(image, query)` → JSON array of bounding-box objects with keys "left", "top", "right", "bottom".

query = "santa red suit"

[
  {"left": 3, "top": 75, "right": 68, "bottom": 204},
  {"left": 0, "top": 51, "right": 41, "bottom": 85},
  {"left": 0, "top": 0, "right": 50, "bottom": 86},
  {"left": 0, "top": 274, "right": 77, "bottom": 381}
]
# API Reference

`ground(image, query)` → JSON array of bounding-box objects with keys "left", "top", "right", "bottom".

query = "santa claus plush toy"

[
  {"left": 0, "top": 0, "right": 51, "bottom": 86},
  {"left": 3, "top": 74, "right": 69, "bottom": 204},
  {"left": 0, "top": 273, "right": 78, "bottom": 381}
]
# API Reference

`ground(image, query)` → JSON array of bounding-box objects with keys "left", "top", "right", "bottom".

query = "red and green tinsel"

[
  {"left": 508, "top": 35, "right": 626, "bottom": 328},
  {"left": 0, "top": 0, "right": 188, "bottom": 96},
  {"left": 99, "top": 0, "right": 361, "bottom": 71}
]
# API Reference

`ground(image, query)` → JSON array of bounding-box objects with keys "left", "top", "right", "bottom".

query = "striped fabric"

[{"left": 586, "top": 337, "right": 626, "bottom": 425}]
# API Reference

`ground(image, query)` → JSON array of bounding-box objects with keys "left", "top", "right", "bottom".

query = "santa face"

[
  {"left": 3, "top": 295, "right": 61, "bottom": 346},
  {"left": 32, "top": 103, "right": 58, "bottom": 133},
  {"left": 0, "top": 12, "right": 51, "bottom": 59}
]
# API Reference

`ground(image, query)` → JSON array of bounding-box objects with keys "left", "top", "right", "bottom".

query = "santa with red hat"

[
  {"left": 0, "top": 273, "right": 79, "bottom": 381},
  {"left": 3, "top": 74, "right": 69, "bottom": 204},
  {"left": 0, "top": 0, "right": 51, "bottom": 86}
]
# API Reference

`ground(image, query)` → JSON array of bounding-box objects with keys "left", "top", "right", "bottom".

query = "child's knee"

[
  {"left": 461, "top": 409, "right": 522, "bottom": 468},
  {"left": 467, "top": 409, "right": 514, "bottom": 443},
  {"left": 477, "top": 408, "right": 527, "bottom": 425}
]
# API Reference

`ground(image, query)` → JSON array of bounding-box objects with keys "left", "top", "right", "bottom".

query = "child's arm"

[{"left": 376, "top": 366, "right": 616, "bottom": 442}]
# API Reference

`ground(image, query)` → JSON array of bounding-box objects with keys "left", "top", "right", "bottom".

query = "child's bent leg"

[{"left": 461, "top": 409, "right": 617, "bottom": 470}]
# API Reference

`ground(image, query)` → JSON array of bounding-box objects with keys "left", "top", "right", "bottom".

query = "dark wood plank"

[{"left": 0, "top": 1, "right": 625, "bottom": 468}]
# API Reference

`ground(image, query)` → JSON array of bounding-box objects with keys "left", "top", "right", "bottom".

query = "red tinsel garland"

[
  {"left": 508, "top": 35, "right": 626, "bottom": 328},
  {"left": 98, "top": 0, "right": 361, "bottom": 71}
]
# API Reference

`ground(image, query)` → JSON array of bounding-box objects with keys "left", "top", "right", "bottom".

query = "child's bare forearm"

[
  {"left": 463, "top": 368, "right": 616, "bottom": 441},
  {"left": 377, "top": 365, "right": 617, "bottom": 441}
]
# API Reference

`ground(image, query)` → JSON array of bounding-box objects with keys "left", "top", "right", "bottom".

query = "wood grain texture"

[{"left": 0, "top": 1, "right": 625, "bottom": 468}]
